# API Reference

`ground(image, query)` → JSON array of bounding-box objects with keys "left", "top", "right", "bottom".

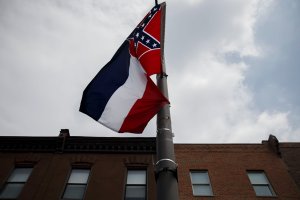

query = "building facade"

[
  {"left": 0, "top": 131, "right": 299, "bottom": 200},
  {"left": 176, "top": 135, "right": 300, "bottom": 199}
]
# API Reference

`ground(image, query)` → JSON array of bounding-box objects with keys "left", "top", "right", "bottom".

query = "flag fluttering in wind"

[{"left": 80, "top": 3, "right": 168, "bottom": 133}]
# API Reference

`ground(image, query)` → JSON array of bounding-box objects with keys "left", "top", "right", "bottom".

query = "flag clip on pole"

[{"left": 155, "top": 2, "right": 180, "bottom": 200}]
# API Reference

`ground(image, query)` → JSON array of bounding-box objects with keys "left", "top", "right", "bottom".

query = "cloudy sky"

[{"left": 0, "top": 0, "right": 299, "bottom": 143}]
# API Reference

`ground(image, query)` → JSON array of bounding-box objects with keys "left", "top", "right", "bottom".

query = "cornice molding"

[
  {"left": 0, "top": 136, "right": 156, "bottom": 154},
  {"left": 174, "top": 144, "right": 270, "bottom": 153}
]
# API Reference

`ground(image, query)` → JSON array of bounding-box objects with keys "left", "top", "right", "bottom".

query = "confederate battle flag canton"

[{"left": 128, "top": 4, "right": 162, "bottom": 75}]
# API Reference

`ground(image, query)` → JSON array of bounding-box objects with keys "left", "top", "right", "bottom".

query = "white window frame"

[
  {"left": 190, "top": 170, "right": 213, "bottom": 196},
  {"left": 62, "top": 168, "right": 91, "bottom": 200},
  {"left": 0, "top": 167, "right": 33, "bottom": 199},
  {"left": 124, "top": 169, "right": 147, "bottom": 200},
  {"left": 247, "top": 171, "right": 276, "bottom": 197}
]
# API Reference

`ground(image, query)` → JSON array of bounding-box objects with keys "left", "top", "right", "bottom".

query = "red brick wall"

[
  {"left": 280, "top": 143, "right": 300, "bottom": 189},
  {"left": 1, "top": 141, "right": 300, "bottom": 200},
  {"left": 175, "top": 143, "right": 300, "bottom": 200},
  {"left": 0, "top": 152, "right": 156, "bottom": 200}
]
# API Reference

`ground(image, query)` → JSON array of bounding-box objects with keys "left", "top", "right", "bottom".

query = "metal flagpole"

[{"left": 155, "top": 2, "right": 179, "bottom": 200}]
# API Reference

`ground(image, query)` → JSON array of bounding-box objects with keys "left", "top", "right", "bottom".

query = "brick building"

[
  {"left": 176, "top": 135, "right": 300, "bottom": 199},
  {"left": 0, "top": 131, "right": 299, "bottom": 200}
]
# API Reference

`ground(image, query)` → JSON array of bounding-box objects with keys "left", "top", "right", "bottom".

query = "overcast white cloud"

[{"left": 0, "top": 0, "right": 299, "bottom": 143}]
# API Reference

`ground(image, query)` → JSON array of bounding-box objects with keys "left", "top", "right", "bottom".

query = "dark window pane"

[
  {"left": 68, "top": 169, "right": 90, "bottom": 184},
  {"left": 0, "top": 183, "right": 24, "bottom": 199},
  {"left": 253, "top": 185, "right": 273, "bottom": 196},
  {"left": 63, "top": 185, "right": 86, "bottom": 199},
  {"left": 192, "top": 185, "right": 213, "bottom": 196},
  {"left": 248, "top": 172, "right": 268, "bottom": 184},
  {"left": 125, "top": 185, "right": 146, "bottom": 199},
  {"left": 127, "top": 170, "right": 146, "bottom": 185},
  {"left": 8, "top": 168, "right": 32, "bottom": 182},
  {"left": 190, "top": 172, "right": 209, "bottom": 184}
]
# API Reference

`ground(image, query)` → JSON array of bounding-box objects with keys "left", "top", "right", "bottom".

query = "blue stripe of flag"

[{"left": 80, "top": 41, "right": 131, "bottom": 120}]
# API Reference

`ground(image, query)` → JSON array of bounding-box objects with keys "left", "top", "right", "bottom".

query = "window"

[
  {"left": 247, "top": 171, "right": 275, "bottom": 196},
  {"left": 62, "top": 169, "right": 90, "bottom": 200},
  {"left": 0, "top": 167, "right": 33, "bottom": 199},
  {"left": 190, "top": 171, "right": 213, "bottom": 196},
  {"left": 125, "top": 169, "right": 147, "bottom": 200}
]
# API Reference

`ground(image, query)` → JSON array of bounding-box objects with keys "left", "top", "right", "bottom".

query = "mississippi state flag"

[{"left": 80, "top": 3, "right": 168, "bottom": 133}]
